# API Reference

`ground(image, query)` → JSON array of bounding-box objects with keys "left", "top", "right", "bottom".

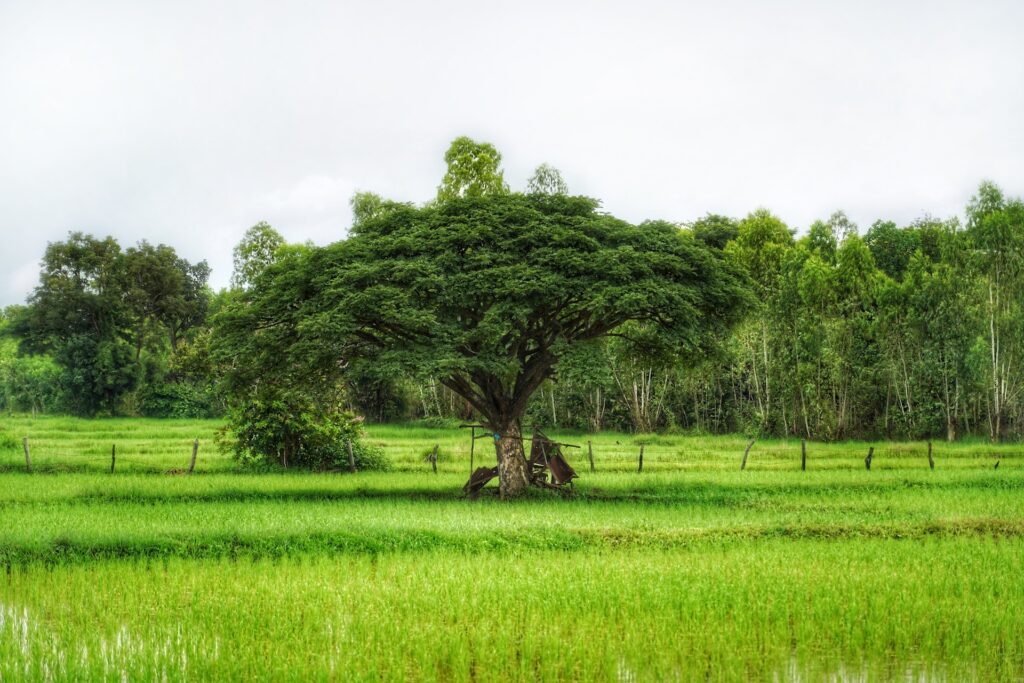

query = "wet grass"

[{"left": 1, "top": 415, "right": 1023, "bottom": 680}]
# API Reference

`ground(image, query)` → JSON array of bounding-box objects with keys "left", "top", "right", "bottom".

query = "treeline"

[{"left": 3, "top": 173, "right": 1023, "bottom": 443}]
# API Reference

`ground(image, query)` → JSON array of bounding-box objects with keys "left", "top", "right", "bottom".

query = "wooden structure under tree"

[{"left": 462, "top": 429, "right": 578, "bottom": 497}]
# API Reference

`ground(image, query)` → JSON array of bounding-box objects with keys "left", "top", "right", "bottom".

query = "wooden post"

[
  {"left": 110, "top": 444, "right": 116, "bottom": 474},
  {"left": 588, "top": 440, "right": 595, "bottom": 473},
  {"left": 638, "top": 444, "right": 644, "bottom": 473},
  {"left": 22, "top": 437, "right": 30, "bottom": 473},
  {"left": 188, "top": 438, "right": 199, "bottom": 474},
  {"left": 926, "top": 441, "right": 934, "bottom": 470},
  {"left": 801, "top": 439, "right": 807, "bottom": 471},
  {"left": 347, "top": 439, "right": 356, "bottom": 473},
  {"left": 430, "top": 444, "right": 438, "bottom": 474},
  {"left": 469, "top": 427, "right": 475, "bottom": 475},
  {"left": 865, "top": 446, "right": 874, "bottom": 471},
  {"left": 740, "top": 439, "right": 755, "bottom": 470}
]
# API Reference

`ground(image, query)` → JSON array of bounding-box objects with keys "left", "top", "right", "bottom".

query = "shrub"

[
  {"left": 218, "top": 395, "right": 388, "bottom": 471},
  {"left": 138, "top": 382, "right": 216, "bottom": 419}
]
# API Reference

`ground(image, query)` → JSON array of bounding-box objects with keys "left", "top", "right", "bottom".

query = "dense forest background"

[{"left": 2, "top": 178, "right": 1023, "bottom": 443}]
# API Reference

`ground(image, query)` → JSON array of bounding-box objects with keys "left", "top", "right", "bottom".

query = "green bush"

[
  {"left": 219, "top": 395, "right": 388, "bottom": 471},
  {"left": 138, "top": 382, "right": 216, "bottom": 418}
]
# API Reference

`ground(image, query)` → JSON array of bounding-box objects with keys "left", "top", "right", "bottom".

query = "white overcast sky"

[{"left": 2, "top": 0, "right": 1023, "bottom": 304}]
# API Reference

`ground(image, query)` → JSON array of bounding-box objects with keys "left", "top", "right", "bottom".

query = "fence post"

[
  {"left": 188, "top": 438, "right": 199, "bottom": 474},
  {"left": 801, "top": 439, "right": 807, "bottom": 471},
  {"left": 110, "top": 444, "right": 116, "bottom": 474},
  {"left": 588, "top": 440, "right": 595, "bottom": 473},
  {"left": 22, "top": 437, "right": 31, "bottom": 473},
  {"left": 740, "top": 439, "right": 755, "bottom": 470},
  {"left": 347, "top": 440, "right": 356, "bottom": 473},
  {"left": 638, "top": 444, "right": 644, "bottom": 473},
  {"left": 865, "top": 446, "right": 874, "bottom": 471},
  {"left": 927, "top": 441, "right": 934, "bottom": 470}
]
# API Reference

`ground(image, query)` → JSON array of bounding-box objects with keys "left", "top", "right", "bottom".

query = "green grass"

[{"left": 1, "top": 415, "right": 1023, "bottom": 680}]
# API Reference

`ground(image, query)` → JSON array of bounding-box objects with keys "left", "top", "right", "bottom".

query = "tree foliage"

[
  {"left": 8, "top": 232, "right": 211, "bottom": 416},
  {"left": 231, "top": 222, "right": 285, "bottom": 290},
  {"left": 526, "top": 164, "right": 568, "bottom": 196},
  {"left": 213, "top": 244, "right": 387, "bottom": 470},
  {"left": 216, "top": 190, "right": 749, "bottom": 494},
  {"left": 436, "top": 136, "right": 508, "bottom": 202}
]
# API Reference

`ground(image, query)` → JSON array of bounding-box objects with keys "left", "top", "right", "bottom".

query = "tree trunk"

[{"left": 492, "top": 420, "right": 529, "bottom": 499}]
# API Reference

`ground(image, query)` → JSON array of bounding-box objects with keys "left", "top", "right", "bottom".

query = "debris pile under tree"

[{"left": 463, "top": 430, "right": 577, "bottom": 497}]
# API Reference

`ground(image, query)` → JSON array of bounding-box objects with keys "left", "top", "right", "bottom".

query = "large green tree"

[
  {"left": 123, "top": 241, "right": 210, "bottom": 355},
  {"left": 11, "top": 232, "right": 211, "bottom": 416},
  {"left": 11, "top": 233, "right": 136, "bottom": 414},
  {"left": 725, "top": 209, "right": 794, "bottom": 432},
  {"left": 219, "top": 192, "right": 749, "bottom": 497},
  {"left": 965, "top": 181, "right": 1024, "bottom": 441}
]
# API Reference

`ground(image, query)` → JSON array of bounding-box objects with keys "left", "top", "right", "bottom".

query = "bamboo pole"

[
  {"left": 188, "top": 438, "right": 199, "bottom": 474},
  {"left": 740, "top": 439, "right": 755, "bottom": 470}
]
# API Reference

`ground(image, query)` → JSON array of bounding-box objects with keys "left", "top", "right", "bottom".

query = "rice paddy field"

[{"left": 1, "top": 415, "right": 1023, "bottom": 681}]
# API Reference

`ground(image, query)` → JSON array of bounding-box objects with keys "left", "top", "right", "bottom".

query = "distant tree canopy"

[
  {"left": 436, "top": 136, "right": 508, "bottom": 201},
  {"left": 527, "top": 163, "right": 569, "bottom": 196},
  {"left": 349, "top": 191, "right": 412, "bottom": 229},
  {"left": 231, "top": 222, "right": 285, "bottom": 290},
  {"left": 9, "top": 232, "right": 212, "bottom": 416}
]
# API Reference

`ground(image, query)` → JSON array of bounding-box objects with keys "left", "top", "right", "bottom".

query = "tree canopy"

[
  {"left": 436, "top": 136, "right": 508, "bottom": 201},
  {"left": 231, "top": 222, "right": 285, "bottom": 290},
  {"left": 216, "top": 192, "right": 749, "bottom": 495},
  {"left": 9, "top": 232, "right": 212, "bottom": 416},
  {"left": 527, "top": 163, "right": 569, "bottom": 196}
]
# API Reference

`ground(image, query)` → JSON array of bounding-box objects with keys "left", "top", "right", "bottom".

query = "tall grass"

[{"left": 2, "top": 541, "right": 1022, "bottom": 681}]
